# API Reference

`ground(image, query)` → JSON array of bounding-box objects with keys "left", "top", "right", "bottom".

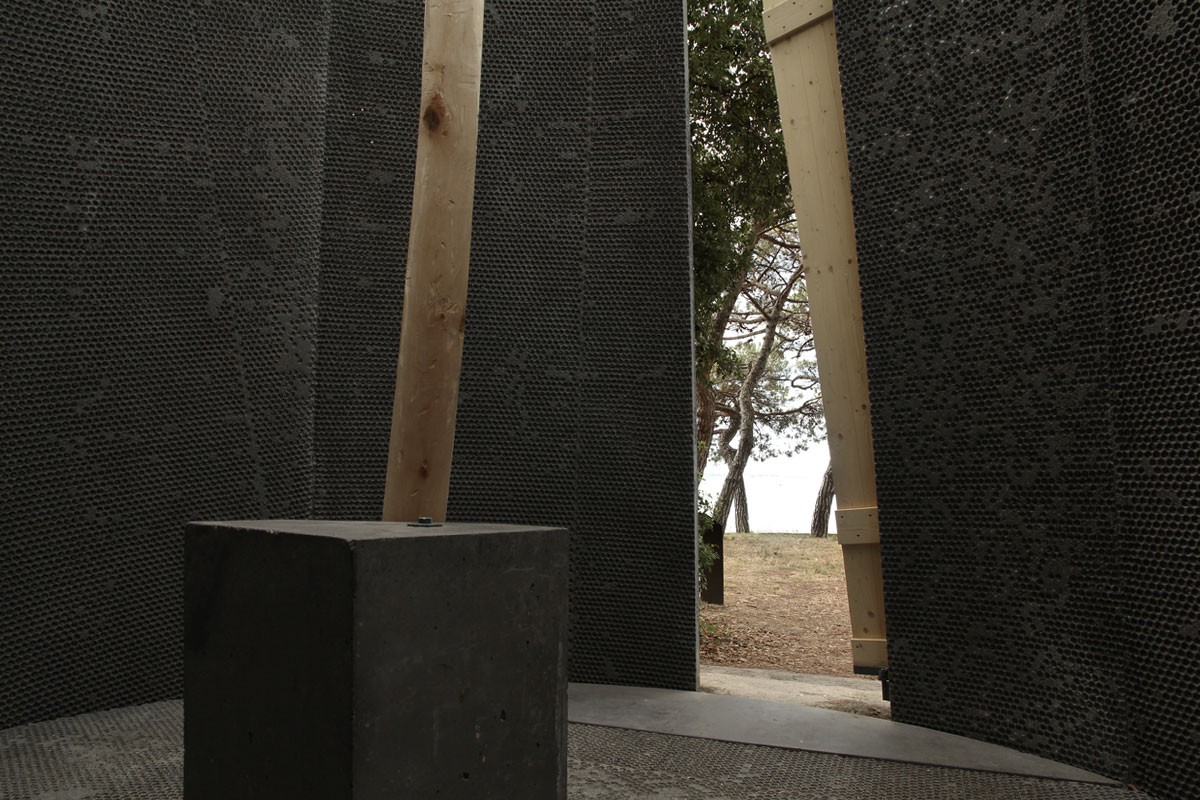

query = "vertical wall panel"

[
  {"left": 1095, "top": 4, "right": 1200, "bottom": 799},
  {"left": 0, "top": 0, "right": 326, "bottom": 728},
  {"left": 573, "top": 0, "right": 697, "bottom": 687},
  {"left": 1, "top": 0, "right": 696, "bottom": 729},
  {"left": 313, "top": 1, "right": 421, "bottom": 518},
  {"left": 314, "top": 0, "right": 697, "bottom": 690},
  {"left": 836, "top": 1, "right": 1199, "bottom": 795}
]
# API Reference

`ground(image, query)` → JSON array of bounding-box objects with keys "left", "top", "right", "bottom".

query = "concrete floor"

[
  {"left": 699, "top": 665, "right": 892, "bottom": 718},
  {"left": 0, "top": 688, "right": 1149, "bottom": 799}
]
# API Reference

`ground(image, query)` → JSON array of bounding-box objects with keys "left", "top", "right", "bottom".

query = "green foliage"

[
  {"left": 698, "top": 540, "right": 720, "bottom": 595},
  {"left": 690, "top": 0, "right": 825, "bottom": 533},
  {"left": 697, "top": 493, "right": 721, "bottom": 594},
  {"left": 689, "top": 0, "right": 794, "bottom": 357}
]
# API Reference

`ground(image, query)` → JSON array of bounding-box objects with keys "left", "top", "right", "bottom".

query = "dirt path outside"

[{"left": 700, "top": 533, "right": 858, "bottom": 676}]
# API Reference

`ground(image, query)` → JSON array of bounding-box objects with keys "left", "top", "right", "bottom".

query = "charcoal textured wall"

[
  {"left": 834, "top": 2, "right": 1199, "bottom": 797},
  {"left": 0, "top": 0, "right": 695, "bottom": 730}
]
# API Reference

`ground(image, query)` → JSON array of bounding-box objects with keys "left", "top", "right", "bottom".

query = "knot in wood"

[{"left": 423, "top": 93, "right": 448, "bottom": 134}]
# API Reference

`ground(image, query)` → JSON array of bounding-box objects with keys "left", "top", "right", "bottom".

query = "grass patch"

[{"left": 723, "top": 532, "right": 843, "bottom": 578}]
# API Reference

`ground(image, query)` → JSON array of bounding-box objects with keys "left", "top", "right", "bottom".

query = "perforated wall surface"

[
  {"left": 0, "top": 0, "right": 322, "bottom": 729},
  {"left": 312, "top": 0, "right": 698, "bottom": 689},
  {"left": 834, "top": 1, "right": 1198, "bottom": 797},
  {"left": 1096, "top": 6, "right": 1200, "bottom": 799},
  {"left": 1, "top": 0, "right": 695, "bottom": 730}
]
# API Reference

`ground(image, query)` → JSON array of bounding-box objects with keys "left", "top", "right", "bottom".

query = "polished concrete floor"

[{"left": 1, "top": 687, "right": 1149, "bottom": 799}]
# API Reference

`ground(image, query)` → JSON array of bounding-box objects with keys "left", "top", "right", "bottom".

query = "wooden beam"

[
  {"left": 836, "top": 506, "right": 880, "bottom": 545},
  {"left": 764, "top": 1, "right": 888, "bottom": 671},
  {"left": 382, "top": 0, "right": 486, "bottom": 523},
  {"left": 763, "top": 0, "right": 833, "bottom": 46},
  {"left": 852, "top": 638, "right": 888, "bottom": 668}
]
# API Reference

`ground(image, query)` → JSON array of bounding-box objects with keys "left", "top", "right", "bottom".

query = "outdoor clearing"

[{"left": 700, "top": 533, "right": 859, "bottom": 677}]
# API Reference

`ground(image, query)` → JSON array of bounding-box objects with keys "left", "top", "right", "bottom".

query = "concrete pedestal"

[{"left": 184, "top": 520, "right": 568, "bottom": 799}]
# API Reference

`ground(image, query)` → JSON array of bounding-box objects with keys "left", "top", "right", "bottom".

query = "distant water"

[{"left": 699, "top": 445, "right": 836, "bottom": 534}]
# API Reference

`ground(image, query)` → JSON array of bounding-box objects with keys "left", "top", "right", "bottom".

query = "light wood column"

[
  {"left": 763, "top": 0, "right": 887, "bottom": 672},
  {"left": 383, "top": 0, "right": 486, "bottom": 523}
]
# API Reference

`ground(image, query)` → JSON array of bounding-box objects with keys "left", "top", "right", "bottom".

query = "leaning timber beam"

[{"left": 763, "top": 0, "right": 888, "bottom": 674}]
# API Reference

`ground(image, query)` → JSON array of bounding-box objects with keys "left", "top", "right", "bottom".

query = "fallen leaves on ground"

[{"left": 700, "top": 533, "right": 856, "bottom": 676}]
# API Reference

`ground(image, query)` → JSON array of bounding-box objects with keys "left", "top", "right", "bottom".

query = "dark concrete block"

[{"left": 185, "top": 520, "right": 568, "bottom": 799}]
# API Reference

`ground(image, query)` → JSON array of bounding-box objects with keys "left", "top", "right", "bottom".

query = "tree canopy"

[
  {"left": 690, "top": 0, "right": 794, "bottom": 365},
  {"left": 689, "top": 0, "right": 825, "bottom": 533}
]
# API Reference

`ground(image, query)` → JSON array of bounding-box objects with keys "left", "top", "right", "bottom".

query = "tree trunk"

[
  {"left": 695, "top": 271, "right": 745, "bottom": 482},
  {"left": 695, "top": 377, "right": 718, "bottom": 481},
  {"left": 708, "top": 244, "right": 803, "bottom": 604},
  {"left": 810, "top": 460, "right": 835, "bottom": 537},
  {"left": 712, "top": 268, "right": 803, "bottom": 530},
  {"left": 733, "top": 475, "right": 750, "bottom": 533}
]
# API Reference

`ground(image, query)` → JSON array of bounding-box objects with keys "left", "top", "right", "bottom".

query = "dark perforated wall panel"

[
  {"left": 312, "top": 0, "right": 697, "bottom": 689},
  {"left": 1, "top": 0, "right": 695, "bottom": 730},
  {"left": 313, "top": 3, "right": 421, "bottom": 515},
  {"left": 572, "top": 1, "right": 696, "bottom": 687},
  {"left": 1097, "top": 7, "right": 1200, "bottom": 800},
  {"left": 0, "top": 0, "right": 320, "bottom": 729},
  {"left": 834, "top": 1, "right": 1198, "bottom": 797}
]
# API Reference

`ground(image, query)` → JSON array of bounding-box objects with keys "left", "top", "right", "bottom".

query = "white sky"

[{"left": 699, "top": 444, "right": 837, "bottom": 533}]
